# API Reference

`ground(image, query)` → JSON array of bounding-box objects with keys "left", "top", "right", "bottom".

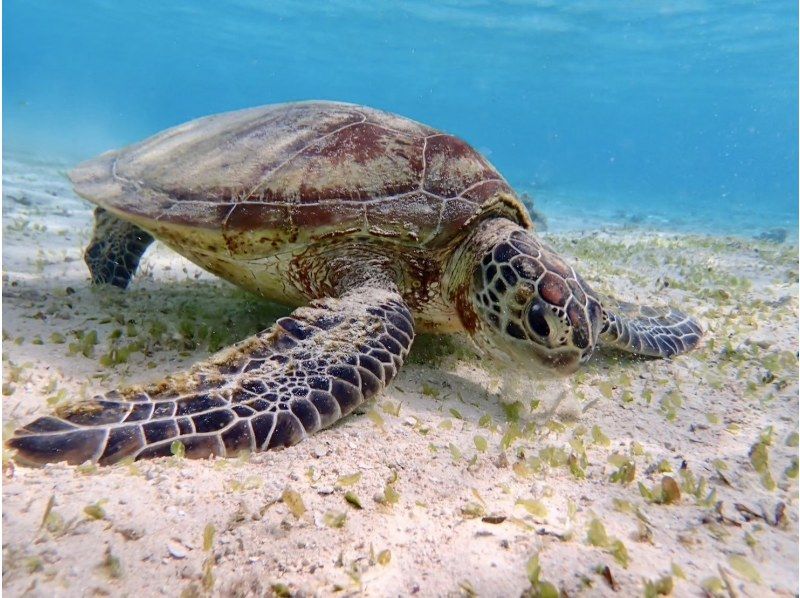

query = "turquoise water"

[{"left": 4, "top": 0, "right": 798, "bottom": 237}]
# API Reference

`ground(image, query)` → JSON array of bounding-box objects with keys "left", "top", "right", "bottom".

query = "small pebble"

[
  {"left": 116, "top": 526, "right": 144, "bottom": 541},
  {"left": 167, "top": 541, "right": 187, "bottom": 559}
]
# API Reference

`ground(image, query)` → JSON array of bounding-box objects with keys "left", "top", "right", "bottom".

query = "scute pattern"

[
  {"left": 8, "top": 286, "right": 414, "bottom": 465},
  {"left": 84, "top": 207, "right": 154, "bottom": 289},
  {"left": 599, "top": 300, "right": 703, "bottom": 358},
  {"left": 11, "top": 102, "right": 706, "bottom": 468},
  {"left": 69, "top": 101, "right": 524, "bottom": 252},
  {"left": 472, "top": 228, "right": 604, "bottom": 361}
]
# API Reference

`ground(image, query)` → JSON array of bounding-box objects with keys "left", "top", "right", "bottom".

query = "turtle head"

[{"left": 467, "top": 229, "right": 604, "bottom": 374}]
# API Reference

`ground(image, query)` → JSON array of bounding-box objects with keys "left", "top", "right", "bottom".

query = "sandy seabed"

[{"left": 2, "top": 155, "right": 798, "bottom": 597}]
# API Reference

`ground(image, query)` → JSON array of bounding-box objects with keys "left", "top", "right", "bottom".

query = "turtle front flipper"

[
  {"left": 84, "top": 207, "right": 154, "bottom": 288},
  {"left": 8, "top": 285, "right": 414, "bottom": 466},
  {"left": 599, "top": 298, "right": 702, "bottom": 358}
]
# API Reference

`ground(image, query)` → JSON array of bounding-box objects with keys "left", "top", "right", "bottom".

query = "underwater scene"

[{"left": 2, "top": 1, "right": 798, "bottom": 596}]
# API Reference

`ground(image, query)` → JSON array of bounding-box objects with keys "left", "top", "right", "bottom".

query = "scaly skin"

[
  {"left": 84, "top": 207, "right": 154, "bottom": 288},
  {"left": 7, "top": 100, "right": 704, "bottom": 465},
  {"left": 8, "top": 214, "right": 702, "bottom": 466},
  {"left": 446, "top": 219, "right": 603, "bottom": 373},
  {"left": 598, "top": 297, "right": 703, "bottom": 357},
  {"left": 9, "top": 284, "right": 413, "bottom": 465},
  {"left": 446, "top": 218, "right": 702, "bottom": 371}
]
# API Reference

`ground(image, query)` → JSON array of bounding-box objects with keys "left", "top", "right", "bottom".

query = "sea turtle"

[{"left": 8, "top": 101, "right": 702, "bottom": 466}]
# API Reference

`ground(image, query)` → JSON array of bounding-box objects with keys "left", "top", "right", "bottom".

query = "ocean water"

[{"left": 4, "top": 0, "right": 798, "bottom": 237}]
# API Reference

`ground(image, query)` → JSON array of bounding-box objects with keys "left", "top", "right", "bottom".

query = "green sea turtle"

[{"left": 8, "top": 101, "right": 702, "bottom": 465}]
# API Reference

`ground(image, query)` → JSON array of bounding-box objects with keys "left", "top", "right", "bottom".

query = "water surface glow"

[{"left": 4, "top": 0, "right": 797, "bottom": 235}]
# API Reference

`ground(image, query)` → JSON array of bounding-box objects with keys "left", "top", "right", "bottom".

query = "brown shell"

[{"left": 70, "top": 101, "right": 531, "bottom": 251}]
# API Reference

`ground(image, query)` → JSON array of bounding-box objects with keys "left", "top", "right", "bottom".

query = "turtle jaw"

[
  {"left": 473, "top": 330, "right": 586, "bottom": 377},
  {"left": 521, "top": 343, "right": 587, "bottom": 375},
  {"left": 537, "top": 346, "right": 585, "bottom": 374}
]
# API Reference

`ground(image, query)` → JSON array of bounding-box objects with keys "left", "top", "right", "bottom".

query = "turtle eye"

[{"left": 526, "top": 302, "right": 550, "bottom": 339}]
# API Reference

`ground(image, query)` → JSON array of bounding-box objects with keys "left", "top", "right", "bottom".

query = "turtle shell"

[{"left": 70, "top": 101, "right": 531, "bottom": 255}]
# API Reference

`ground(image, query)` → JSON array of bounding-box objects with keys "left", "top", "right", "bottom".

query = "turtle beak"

[
  {"left": 579, "top": 346, "right": 595, "bottom": 364},
  {"left": 530, "top": 345, "right": 583, "bottom": 375},
  {"left": 546, "top": 351, "right": 582, "bottom": 374}
]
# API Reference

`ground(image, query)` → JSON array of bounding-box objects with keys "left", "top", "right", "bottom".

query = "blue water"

[{"left": 4, "top": 1, "right": 798, "bottom": 236}]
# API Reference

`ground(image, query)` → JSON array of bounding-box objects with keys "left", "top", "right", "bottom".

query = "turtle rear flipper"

[
  {"left": 85, "top": 207, "right": 154, "bottom": 288},
  {"left": 8, "top": 285, "right": 414, "bottom": 466},
  {"left": 599, "top": 298, "right": 702, "bottom": 358}
]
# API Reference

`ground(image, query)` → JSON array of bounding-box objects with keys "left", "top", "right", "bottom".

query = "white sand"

[{"left": 2, "top": 155, "right": 798, "bottom": 596}]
